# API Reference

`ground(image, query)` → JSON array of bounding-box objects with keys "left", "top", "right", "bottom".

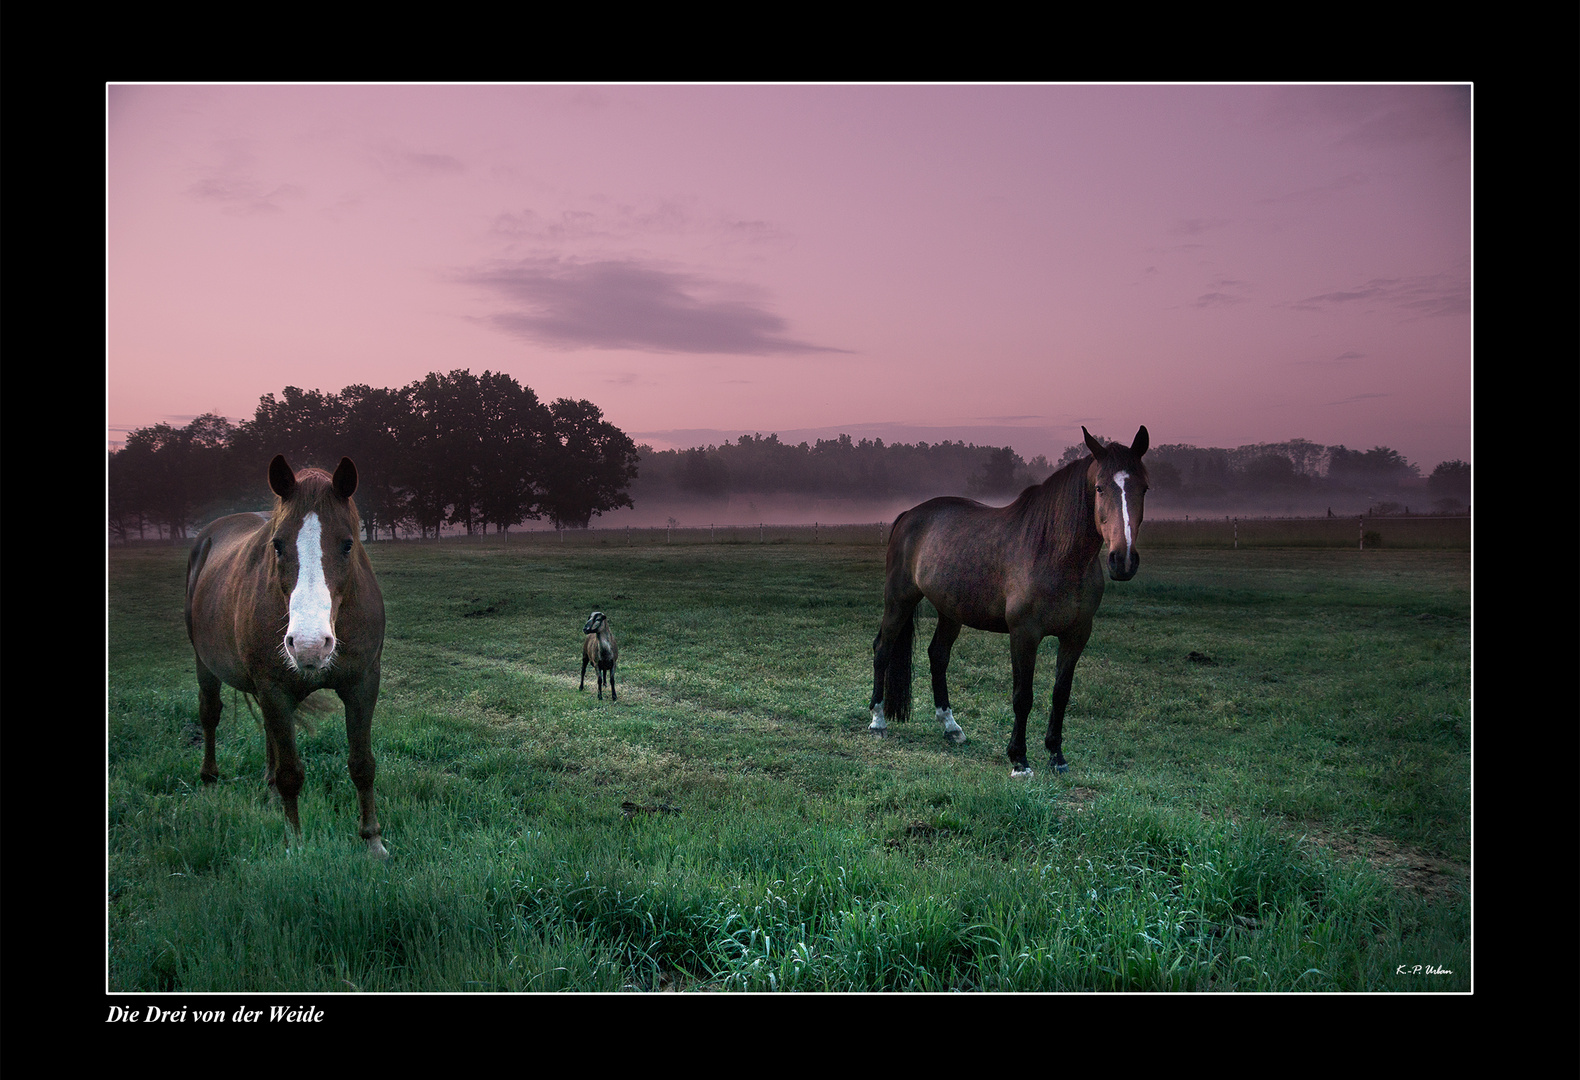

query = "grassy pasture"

[{"left": 107, "top": 535, "right": 1470, "bottom": 992}]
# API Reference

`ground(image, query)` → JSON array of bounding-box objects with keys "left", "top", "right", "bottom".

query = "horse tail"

[
  {"left": 236, "top": 687, "right": 330, "bottom": 734},
  {"left": 882, "top": 608, "right": 915, "bottom": 724}
]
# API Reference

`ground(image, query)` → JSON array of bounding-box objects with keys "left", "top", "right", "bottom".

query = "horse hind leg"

[{"left": 927, "top": 616, "right": 966, "bottom": 744}]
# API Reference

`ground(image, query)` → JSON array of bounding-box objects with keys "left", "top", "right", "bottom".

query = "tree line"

[
  {"left": 109, "top": 383, "right": 1471, "bottom": 542},
  {"left": 631, "top": 433, "right": 1471, "bottom": 513},
  {"left": 630, "top": 433, "right": 1053, "bottom": 504},
  {"left": 108, "top": 370, "right": 638, "bottom": 542}
]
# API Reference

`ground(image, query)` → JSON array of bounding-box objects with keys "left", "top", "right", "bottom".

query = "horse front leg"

[
  {"left": 928, "top": 617, "right": 965, "bottom": 744},
  {"left": 195, "top": 659, "right": 223, "bottom": 785},
  {"left": 1045, "top": 628, "right": 1091, "bottom": 774},
  {"left": 257, "top": 685, "right": 305, "bottom": 841},
  {"left": 1007, "top": 629, "right": 1041, "bottom": 778},
  {"left": 339, "top": 671, "right": 388, "bottom": 859}
]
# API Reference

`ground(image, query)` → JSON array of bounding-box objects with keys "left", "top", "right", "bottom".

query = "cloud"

[
  {"left": 186, "top": 177, "right": 306, "bottom": 216},
  {"left": 1171, "top": 217, "right": 1232, "bottom": 236},
  {"left": 368, "top": 145, "right": 466, "bottom": 180},
  {"left": 1192, "top": 278, "right": 1252, "bottom": 308},
  {"left": 461, "top": 258, "right": 850, "bottom": 355},
  {"left": 1317, "top": 392, "right": 1391, "bottom": 407},
  {"left": 1263, "top": 86, "right": 1471, "bottom": 152},
  {"left": 1291, "top": 350, "right": 1366, "bottom": 368},
  {"left": 1289, "top": 269, "right": 1469, "bottom": 318}
]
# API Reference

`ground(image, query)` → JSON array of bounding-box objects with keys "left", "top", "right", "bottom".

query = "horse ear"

[
  {"left": 1131, "top": 426, "right": 1149, "bottom": 457},
  {"left": 269, "top": 455, "right": 296, "bottom": 499},
  {"left": 333, "top": 457, "right": 359, "bottom": 499},
  {"left": 1083, "top": 426, "right": 1105, "bottom": 458}
]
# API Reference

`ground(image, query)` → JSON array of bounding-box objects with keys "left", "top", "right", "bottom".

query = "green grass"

[{"left": 108, "top": 539, "right": 1470, "bottom": 992}]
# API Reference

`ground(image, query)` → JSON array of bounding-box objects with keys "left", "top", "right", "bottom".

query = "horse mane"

[{"left": 1018, "top": 456, "right": 1101, "bottom": 565}]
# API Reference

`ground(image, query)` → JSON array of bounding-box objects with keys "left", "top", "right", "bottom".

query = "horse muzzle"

[
  {"left": 1107, "top": 548, "right": 1140, "bottom": 581},
  {"left": 285, "top": 632, "right": 337, "bottom": 673}
]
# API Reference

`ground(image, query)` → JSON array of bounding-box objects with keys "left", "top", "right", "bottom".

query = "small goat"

[{"left": 580, "top": 611, "right": 618, "bottom": 701}]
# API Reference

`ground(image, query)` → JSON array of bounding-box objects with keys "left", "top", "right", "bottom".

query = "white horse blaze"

[
  {"left": 286, "top": 511, "right": 335, "bottom": 669},
  {"left": 1113, "top": 471, "right": 1134, "bottom": 554}
]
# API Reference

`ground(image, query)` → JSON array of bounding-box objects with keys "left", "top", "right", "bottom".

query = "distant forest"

[
  {"left": 629, "top": 434, "right": 1470, "bottom": 517},
  {"left": 107, "top": 370, "right": 1470, "bottom": 542}
]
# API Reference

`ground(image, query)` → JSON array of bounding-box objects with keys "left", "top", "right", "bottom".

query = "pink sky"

[{"left": 107, "top": 84, "right": 1471, "bottom": 472}]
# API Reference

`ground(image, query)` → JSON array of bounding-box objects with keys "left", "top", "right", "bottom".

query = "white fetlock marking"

[
  {"left": 937, "top": 706, "right": 965, "bottom": 743},
  {"left": 869, "top": 702, "right": 887, "bottom": 732},
  {"left": 1010, "top": 765, "right": 1034, "bottom": 780}
]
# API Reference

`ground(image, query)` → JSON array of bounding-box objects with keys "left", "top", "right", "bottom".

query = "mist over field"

[{"left": 586, "top": 486, "right": 1447, "bottom": 530}]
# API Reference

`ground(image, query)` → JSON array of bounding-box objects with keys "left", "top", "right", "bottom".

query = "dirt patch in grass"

[
  {"left": 1065, "top": 786, "right": 1099, "bottom": 811},
  {"left": 1298, "top": 828, "right": 1468, "bottom": 903}
]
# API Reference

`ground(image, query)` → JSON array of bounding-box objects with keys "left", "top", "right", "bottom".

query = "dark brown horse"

[
  {"left": 869, "top": 427, "right": 1149, "bottom": 777},
  {"left": 185, "top": 455, "right": 388, "bottom": 856}
]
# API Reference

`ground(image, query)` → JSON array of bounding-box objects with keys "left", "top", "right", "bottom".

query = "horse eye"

[
  {"left": 341, "top": 539, "right": 353, "bottom": 556},
  {"left": 272, "top": 538, "right": 284, "bottom": 555}
]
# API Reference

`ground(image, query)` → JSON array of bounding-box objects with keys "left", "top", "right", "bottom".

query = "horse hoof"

[
  {"left": 945, "top": 730, "right": 966, "bottom": 745},
  {"left": 1010, "top": 764, "right": 1034, "bottom": 779},
  {"left": 1054, "top": 761, "right": 1069, "bottom": 774},
  {"left": 870, "top": 727, "right": 888, "bottom": 738},
  {"left": 368, "top": 839, "right": 390, "bottom": 860}
]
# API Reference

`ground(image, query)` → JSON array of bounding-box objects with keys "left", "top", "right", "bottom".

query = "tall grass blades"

[{"left": 108, "top": 539, "right": 1469, "bottom": 991}]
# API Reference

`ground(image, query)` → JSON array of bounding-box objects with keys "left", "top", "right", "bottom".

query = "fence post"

[{"left": 1359, "top": 516, "right": 1364, "bottom": 551}]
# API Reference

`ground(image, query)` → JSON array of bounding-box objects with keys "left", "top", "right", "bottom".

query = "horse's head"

[
  {"left": 583, "top": 612, "right": 606, "bottom": 635},
  {"left": 268, "top": 455, "right": 363, "bottom": 676},
  {"left": 1085, "top": 426, "right": 1149, "bottom": 581}
]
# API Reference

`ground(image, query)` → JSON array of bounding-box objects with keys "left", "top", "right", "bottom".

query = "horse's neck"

[{"left": 1029, "top": 473, "right": 1101, "bottom": 566}]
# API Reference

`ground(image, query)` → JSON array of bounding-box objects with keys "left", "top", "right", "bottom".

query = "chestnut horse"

[
  {"left": 869, "top": 427, "right": 1149, "bottom": 777},
  {"left": 185, "top": 455, "right": 388, "bottom": 857}
]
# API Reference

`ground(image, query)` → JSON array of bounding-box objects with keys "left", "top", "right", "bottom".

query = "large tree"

[
  {"left": 112, "top": 414, "right": 236, "bottom": 538},
  {"left": 474, "top": 370, "right": 552, "bottom": 533},
  {"left": 540, "top": 398, "right": 639, "bottom": 528}
]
